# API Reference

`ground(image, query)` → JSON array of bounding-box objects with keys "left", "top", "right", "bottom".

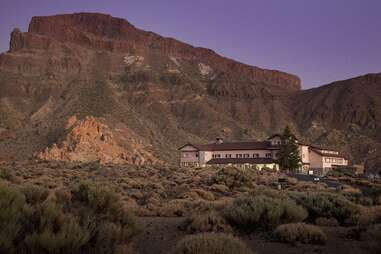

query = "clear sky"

[{"left": 0, "top": 0, "right": 380, "bottom": 88}]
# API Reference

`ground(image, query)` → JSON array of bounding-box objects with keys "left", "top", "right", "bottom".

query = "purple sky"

[{"left": 0, "top": 0, "right": 380, "bottom": 89}]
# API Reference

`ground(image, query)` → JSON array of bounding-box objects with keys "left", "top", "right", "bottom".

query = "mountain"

[
  {"left": 0, "top": 13, "right": 379, "bottom": 173},
  {"left": 293, "top": 73, "right": 381, "bottom": 174}
]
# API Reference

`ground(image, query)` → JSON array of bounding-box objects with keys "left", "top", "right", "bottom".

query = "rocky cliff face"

[
  {"left": 26, "top": 13, "right": 301, "bottom": 91},
  {"left": 0, "top": 13, "right": 380, "bottom": 172}
]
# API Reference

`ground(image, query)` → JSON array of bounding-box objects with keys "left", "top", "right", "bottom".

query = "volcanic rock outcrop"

[{"left": 37, "top": 116, "right": 159, "bottom": 165}]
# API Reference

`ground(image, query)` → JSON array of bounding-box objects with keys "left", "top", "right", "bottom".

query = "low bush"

[
  {"left": 180, "top": 211, "right": 232, "bottom": 233},
  {"left": 290, "top": 192, "right": 360, "bottom": 225},
  {"left": 21, "top": 184, "right": 49, "bottom": 205},
  {"left": 223, "top": 194, "right": 307, "bottom": 231},
  {"left": 170, "top": 233, "right": 254, "bottom": 254},
  {"left": 274, "top": 223, "right": 327, "bottom": 245},
  {"left": 212, "top": 167, "right": 255, "bottom": 189},
  {"left": 315, "top": 217, "right": 339, "bottom": 227},
  {"left": 0, "top": 168, "right": 16, "bottom": 182},
  {"left": 357, "top": 205, "right": 381, "bottom": 225},
  {"left": 0, "top": 182, "right": 140, "bottom": 254}
]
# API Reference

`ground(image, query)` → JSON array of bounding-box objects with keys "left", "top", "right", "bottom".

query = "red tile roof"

[
  {"left": 310, "top": 148, "right": 346, "bottom": 159},
  {"left": 188, "top": 141, "right": 278, "bottom": 151}
]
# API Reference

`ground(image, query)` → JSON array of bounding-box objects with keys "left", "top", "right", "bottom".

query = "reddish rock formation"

[{"left": 37, "top": 116, "right": 160, "bottom": 165}]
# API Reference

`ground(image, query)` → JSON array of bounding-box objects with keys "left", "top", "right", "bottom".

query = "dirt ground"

[{"left": 131, "top": 217, "right": 371, "bottom": 254}]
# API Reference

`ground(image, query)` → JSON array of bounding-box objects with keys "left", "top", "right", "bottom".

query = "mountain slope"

[
  {"left": 293, "top": 73, "right": 381, "bottom": 174},
  {"left": 0, "top": 13, "right": 300, "bottom": 163}
]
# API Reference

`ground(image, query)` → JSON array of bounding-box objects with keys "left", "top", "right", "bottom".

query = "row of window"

[
  {"left": 182, "top": 153, "right": 198, "bottom": 158},
  {"left": 324, "top": 157, "right": 344, "bottom": 164},
  {"left": 212, "top": 153, "right": 273, "bottom": 159},
  {"left": 181, "top": 162, "right": 199, "bottom": 167}
]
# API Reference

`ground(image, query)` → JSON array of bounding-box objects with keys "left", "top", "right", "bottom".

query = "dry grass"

[
  {"left": 170, "top": 233, "right": 254, "bottom": 254},
  {"left": 289, "top": 192, "right": 360, "bottom": 225},
  {"left": 180, "top": 211, "right": 232, "bottom": 234},
  {"left": 223, "top": 194, "right": 307, "bottom": 231},
  {"left": 315, "top": 217, "right": 339, "bottom": 227},
  {"left": 274, "top": 223, "right": 327, "bottom": 245},
  {"left": 0, "top": 181, "right": 140, "bottom": 254}
]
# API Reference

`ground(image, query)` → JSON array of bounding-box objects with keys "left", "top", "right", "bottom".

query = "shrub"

[
  {"left": 21, "top": 184, "right": 49, "bottom": 205},
  {"left": 290, "top": 192, "right": 360, "bottom": 225},
  {"left": 223, "top": 195, "right": 307, "bottom": 231},
  {"left": 170, "top": 233, "right": 254, "bottom": 254},
  {"left": 315, "top": 217, "right": 339, "bottom": 227},
  {"left": 180, "top": 211, "right": 232, "bottom": 233},
  {"left": 23, "top": 202, "right": 91, "bottom": 253},
  {"left": 0, "top": 184, "right": 25, "bottom": 253},
  {"left": 357, "top": 205, "right": 381, "bottom": 225},
  {"left": 0, "top": 168, "right": 16, "bottom": 182},
  {"left": 213, "top": 167, "right": 255, "bottom": 189},
  {"left": 274, "top": 223, "right": 327, "bottom": 245},
  {"left": 0, "top": 182, "right": 140, "bottom": 254}
]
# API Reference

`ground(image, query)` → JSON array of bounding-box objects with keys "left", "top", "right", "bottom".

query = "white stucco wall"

[
  {"left": 199, "top": 151, "right": 212, "bottom": 166},
  {"left": 179, "top": 145, "right": 199, "bottom": 165}
]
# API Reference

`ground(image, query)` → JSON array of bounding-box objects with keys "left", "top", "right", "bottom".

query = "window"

[
  {"left": 196, "top": 153, "right": 199, "bottom": 158},
  {"left": 225, "top": 154, "right": 232, "bottom": 158},
  {"left": 266, "top": 153, "right": 272, "bottom": 158},
  {"left": 244, "top": 154, "right": 250, "bottom": 158},
  {"left": 253, "top": 153, "right": 259, "bottom": 158},
  {"left": 236, "top": 154, "right": 243, "bottom": 158}
]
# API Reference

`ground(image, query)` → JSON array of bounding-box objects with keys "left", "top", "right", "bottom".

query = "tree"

[{"left": 277, "top": 126, "right": 301, "bottom": 172}]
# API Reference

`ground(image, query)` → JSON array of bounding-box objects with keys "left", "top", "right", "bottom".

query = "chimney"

[{"left": 216, "top": 137, "right": 224, "bottom": 144}]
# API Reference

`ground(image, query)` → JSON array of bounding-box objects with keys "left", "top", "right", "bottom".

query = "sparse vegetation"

[
  {"left": 1, "top": 161, "right": 381, "bottom": 253},
  {"left": 212, "top": 167, "right": 255, "bottom": 189},
  {"left": 0, "top": 168, "right": 16, "bottom": 182},
  {"left": 315, "top": 217, "right": 339, "bottom": 226},
  {"left": 180, "top": 211, "right": 232, "bottom": 233},
  {"left": 290, "top": 192, "right": 360, "bottom": 225},
  {"left": 223, "top": 194, "right": 308, "bottom": 231},
  {"left": 274, "top": 223, "right": 327, "bottom": 245},
  {"left": 170, "top": 233, "right": 254, "bottom": 254}
]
